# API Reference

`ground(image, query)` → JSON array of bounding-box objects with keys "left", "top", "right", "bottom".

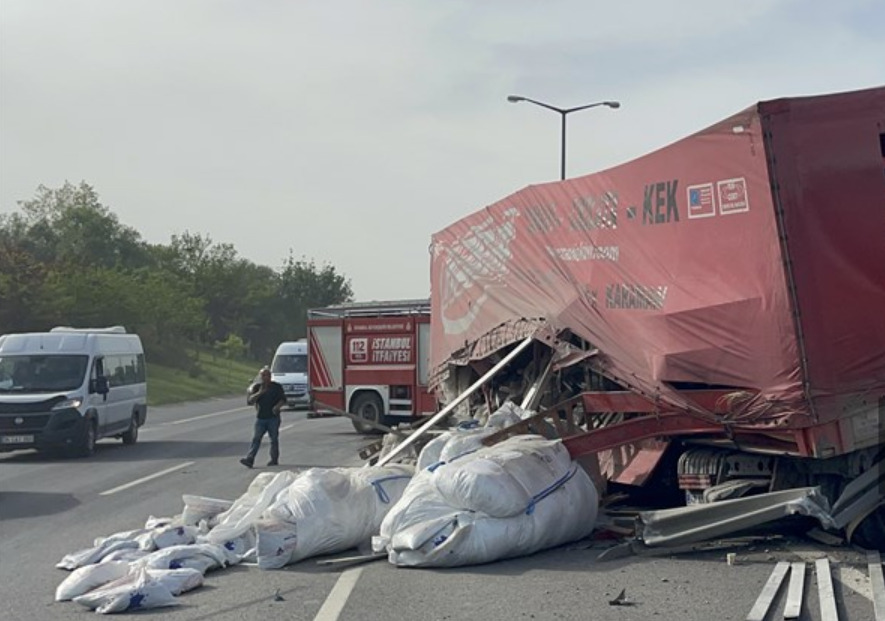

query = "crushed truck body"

[{"left": 428, "top": 85, "right": 885, "bottom": 549}]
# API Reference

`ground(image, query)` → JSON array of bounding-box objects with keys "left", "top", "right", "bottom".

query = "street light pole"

[{"left": 507, "top": 95, "right": 620, "bottom": 180}]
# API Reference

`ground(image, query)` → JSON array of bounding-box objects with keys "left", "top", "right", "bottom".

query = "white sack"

[
  {"left": 181, "top": 494, "right": 233, "bottom": 526},
  {"left": 197, "top": 528, "right": 255, "bottom": 563},
  {"left": 432, "top": 436, "right": 573, "bottom": 518},
  {"left": 134, "top": 543, "right": 230, "bottom": 574},
  {"left": 100, "top": 548, "right": 151, "bottom": 563},
  {"left": 144, "top": 515, "right": 176, "bottom": 530},
  {"left": 56, "top": 539, "right": 140, "bottom": 570},
  {"left": 205, "top": 471, "right": 297, "bottom": 544},
  {"left": 55, "top": 561, "right": 131, "bottom": 601},
  {"left": 254, "top": 518, "right": 298, "bottom": 570},
  {"left": 416, "top": 428, "right": 495, "bottom": 471},
  {"left": 376, "top": 437, "right": 599, "bottom": 567},
  {"left": 151, "top": 524, "right": 199, "bottom": 549},
  {"left": 257, "top": 464, "right": 414, "bottom": 569},
  {"left": 485, "top": 401, "right": 531, "bottom": 429},
  {"left": 73, "top": 568, "right": 178, "bottom": 614},
  {"left": 145, "top": 568, "right": 203, "bottom": 595},
  {"left": 415, "top": 433, "right": 451, "bottom": 471},
  {"left": 93, "top": 528, "right": 149, "bottom": 547}
]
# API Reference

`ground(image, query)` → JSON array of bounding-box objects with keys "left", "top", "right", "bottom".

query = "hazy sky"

[{"left": 1, "top": 1, "right": 882, "bottom": 301}]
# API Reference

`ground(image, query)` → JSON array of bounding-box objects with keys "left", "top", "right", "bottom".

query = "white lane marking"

[
  {"left": 793, "top": 549, "right": 872, "bottom": 602},
  {"left": 313, "top": 567, "right": 363, "bottom": 621},
  {"left": 280, "top": 423, "right": 296, "bottom": 432},
  {"left": 163, "top": 407, "right": 251, "bottom": 426},
  {"left": 99, "top": 461, "right": 195, "bottom": 496}
]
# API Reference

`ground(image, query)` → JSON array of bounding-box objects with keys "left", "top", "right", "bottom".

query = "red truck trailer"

[
  {"left": 429, "top": 85, "right": 885, "bottom": 548},
  {"left": 307, "top": 299, "right": 436, "bottom": 433}
]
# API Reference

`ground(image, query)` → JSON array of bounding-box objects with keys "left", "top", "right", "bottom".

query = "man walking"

[{"left": 240, "top": 366, "right": 286, "bottom": 468}]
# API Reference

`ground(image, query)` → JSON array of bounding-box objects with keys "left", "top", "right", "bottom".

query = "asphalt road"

[{"left": 0, "top": 397, "right": 879, "bottom": 620}]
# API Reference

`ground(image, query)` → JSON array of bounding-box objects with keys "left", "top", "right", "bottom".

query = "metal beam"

[
  {"left": 637, "top": 487, "right": 834, "bottom": 548},
  {"left": 784, "top": 562, "right": 806, "bottom": 619},
  {"left": 563, "top": 412, "right": 725, "bottom": 458},
  {"left": 815, "top": 558, "right": 839, "bottom": 621},
  {"left": 520, "top": 348, "right": 555, "bottom": 412},
  {"left": 746, "top": 561, "right": 789, "bottom": 621},
  {"left": 375, "top": 336, "right": 535, "bottom": 468},
  {"left": 870, "top": 551, "right": 885, "bottom": 621}
]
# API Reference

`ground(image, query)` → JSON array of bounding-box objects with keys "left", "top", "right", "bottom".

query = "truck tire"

[
  {"left": 73, "top": 418, "right": 97, "bottom": 458},
  {"left": 122, "top": 412, "right": 139, "bottom": 445},
  {"left": 350, "top": 393, "right": 383, "bottom": 435}
]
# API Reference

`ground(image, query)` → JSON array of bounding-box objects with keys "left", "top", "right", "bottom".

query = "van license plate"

[{"left": 1, "top": 435, "right": 34, "bottom": 444}]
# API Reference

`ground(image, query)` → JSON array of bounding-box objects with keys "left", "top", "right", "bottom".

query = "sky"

[{"left": 1, "top": 1, "right": 883, "bottom": 301}]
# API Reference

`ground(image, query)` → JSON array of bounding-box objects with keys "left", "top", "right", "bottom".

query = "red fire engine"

[{"left": 307, "top": 299, "right": 436, "bottom": 433}]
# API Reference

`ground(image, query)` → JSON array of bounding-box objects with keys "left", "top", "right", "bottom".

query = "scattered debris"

[
  {"left": 608, "top": 588, "right": 633, "bottom": 606},
  {"left": 815, "top": 558, "right": 839, "bottom": 621},
  {"left": 869, "top": 551, "right": 885, "bottom": 621},
  {"left": 315, "top": 552, "right": 387, "bottom": 568},
  {"left": 746, "top": 562, "right": 790, "bottom": 621}
]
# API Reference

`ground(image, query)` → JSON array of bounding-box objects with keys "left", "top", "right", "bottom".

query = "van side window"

[{"left": 99, "top": 353, "right": 146, "bottom": 386}]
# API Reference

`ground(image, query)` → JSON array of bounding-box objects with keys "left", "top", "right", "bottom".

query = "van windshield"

[
  {"left": 272, "top": 354, "right": 307, "bottom": 374},
  {"left": 0, "top": 355, "right": 89, "bottom": 393}
]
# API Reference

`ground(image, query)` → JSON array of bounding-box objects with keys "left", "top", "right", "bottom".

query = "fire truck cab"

[{"left": 307, "top": 299, "right": 436, "bottom": 433}]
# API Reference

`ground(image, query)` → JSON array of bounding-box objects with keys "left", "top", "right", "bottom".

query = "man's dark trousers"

[{"left": 246, "top": 416, "right": 280, "bottom": 463}]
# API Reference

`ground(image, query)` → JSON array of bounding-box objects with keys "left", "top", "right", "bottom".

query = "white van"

[
  {"left": 0, "top": 326, "right": 147, "bottom": 457},
  {"left": 271, "top": 340, "right": 309, "bottom": 408}
]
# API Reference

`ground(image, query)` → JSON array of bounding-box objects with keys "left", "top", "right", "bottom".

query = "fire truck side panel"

[{"left": 308, "top": 322, "right": 344, "bottom": 411}]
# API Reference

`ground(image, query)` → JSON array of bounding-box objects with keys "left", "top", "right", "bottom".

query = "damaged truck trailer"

[{"left": 429, "top": 86, "right": 885, "bottom": 550}]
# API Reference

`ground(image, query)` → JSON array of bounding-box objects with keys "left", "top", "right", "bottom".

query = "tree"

[
  {"left": 277, "top": 253, "right": 353, "bottom": 339},
  {"left": 13, "top": 181, "right": 149, "bottom": 269},
  {"left": 1, "top": 181, "right": 358, "bottom": 369}
]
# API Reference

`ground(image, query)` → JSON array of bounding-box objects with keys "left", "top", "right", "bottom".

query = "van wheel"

[
  {"left": 122, "top": 412, "right": 139, "bottom": 445},
  {"left": 73, "top": 418, "right": 97, "bottom": 458},
  {"left": 350, "top": 393, "right": 383, "bottom": 435}
]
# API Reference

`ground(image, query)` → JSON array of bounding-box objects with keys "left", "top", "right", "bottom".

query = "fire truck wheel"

[{"left": 351, "top": 392, "right": 383, "bottom": 435}]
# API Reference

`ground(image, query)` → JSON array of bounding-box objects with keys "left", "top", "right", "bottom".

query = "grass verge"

[{"left": 147, "top": 352, "right": 262, "bottom": 406}]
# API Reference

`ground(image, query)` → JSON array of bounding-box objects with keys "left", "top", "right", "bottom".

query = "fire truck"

[{"left": 307, "top": 299, "right": 436, "bottom": 433}]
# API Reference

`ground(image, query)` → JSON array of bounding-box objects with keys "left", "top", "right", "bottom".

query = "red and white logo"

[{"left": 717, "top": 177, "right": 749, "bottom": 215}]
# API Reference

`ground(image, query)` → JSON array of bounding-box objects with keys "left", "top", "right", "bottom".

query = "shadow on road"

[
  {"left": 0, "top": 491, "right": 80, "bottom": 520},
  {"left": 0, "top": 440, "right": 247, "bottom": 463}
]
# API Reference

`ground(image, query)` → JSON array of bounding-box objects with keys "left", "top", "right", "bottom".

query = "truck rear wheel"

[
  {"left": 351, "top": 393, "right": 383, "bottom": 435},
  {"left": 850, "top": 505, "right": 885, "bottom": 551}
]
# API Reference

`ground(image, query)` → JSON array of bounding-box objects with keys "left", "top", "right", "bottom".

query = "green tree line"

[{"left": 0, "top": 181, "right": 353, "bottom": 367}]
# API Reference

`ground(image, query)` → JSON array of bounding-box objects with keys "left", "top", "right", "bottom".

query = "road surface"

[{"left": 0, "top": 397, "right": 878, "bottom": 620}]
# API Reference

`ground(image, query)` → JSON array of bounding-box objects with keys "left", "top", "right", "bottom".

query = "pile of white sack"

[
  {"left": 52, "top": 403, "right": 602, "bottom": 611},
  {"left": 53, "top": 464, "right": 413, "bottom": 613},
  {"left": 373, "top": 432, "right": 600, "bottom": 567}
]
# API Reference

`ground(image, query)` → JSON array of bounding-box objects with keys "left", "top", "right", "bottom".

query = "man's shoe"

[
  {"left": 239, "top": 458, "right": 253, "bottom": 468},
  {"left": 266, "top": 460, "right": 279, "bottom": 467}
]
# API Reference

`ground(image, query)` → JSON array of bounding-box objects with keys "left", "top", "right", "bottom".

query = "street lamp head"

[
  {"left": 507, "top": 95, "right": 525, "bottom": 103},
  {"left": 605, "top": 101, "right": 621, "bottom": 109}
]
